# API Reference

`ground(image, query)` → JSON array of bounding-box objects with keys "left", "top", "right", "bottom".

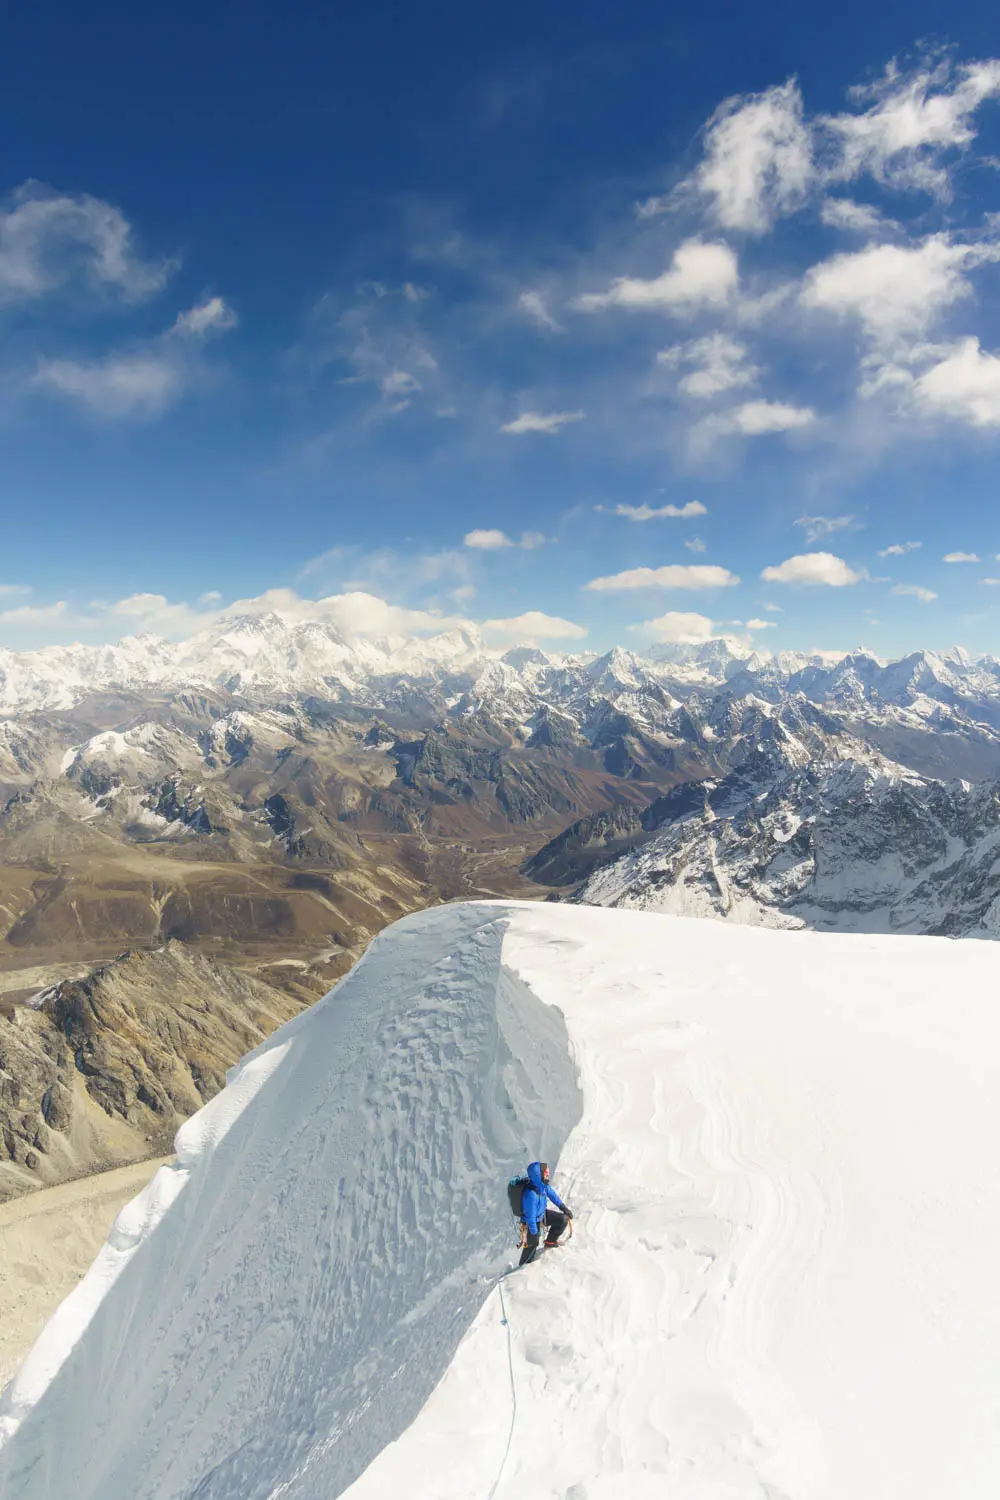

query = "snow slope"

[{"left": 4, "top": 902, "right": 1000, "bottom": 1499}]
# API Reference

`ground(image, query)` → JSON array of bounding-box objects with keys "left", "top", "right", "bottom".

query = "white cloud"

[
  {"left": 820, "top": 197, "right": 894, "bottom": 234},
  {"left": 943, "top": 551, "right": 981, "bottom": 562},
  {"left": 220, "top": 588, "right": 472, "bottom": 640},
  {"left": 463, "top": 529, "right": 547, "bottom": 550},
  {"left": 198, "top": 590, "right": 222, "bottom": 606},
  {"left": 685, "top": 536, "right": 707, "bottom": 553},
  {"left": 500, "top": 410, "right": 583, "bottom": 435},
  {"left": 823, "top": 57, "right": 1000, "bottom": 198},
  {"left": 0, "top": 599, "right": 68, "bottom": 625},
  {"left": 764, "top": 601, "right": 782, "bottom": 611},
  {"left": 480, "top": 610, "right": 587, "bottom": 642},
  {"left": 692, "top": 79, "right": 812, "bottom": 233},
  {"left": 727, "top": 399, "right": 816, "bottom": 435},
  {"left": 517, "top": 290, "right": 564, "bottom": 333},
  {"left": 657, "top": 333, "right": 758, "bottom": 398},
  {"left": 171, "top": 297, "right": 237, "bottom": 338},
  {"left": 913, "top": 338, "right": 1000, "bottom": 427},
  {"left": 0, "top": 584, "right": 30, "bottom": 597},
  {"left": 746, "top": 617, "right": 778, "bottom": 630},
  {"left": 0, "top": 586, "right": 480, "bottom": 647},
  {"left": 891, "top": 583, "right": 937, "bottom": 602},
  {"left": 878, "top": 541, "right": 921, "bottom": 556},
  {"left": 613, "top": 501, "right": 707, "bottom": 521},
  {"left": 96, "top": 592, "right": 218, "bottom": 635},
  {"left": 761, "top": 552, "right": 861, "bottom": 586},
  {"left": 451, "top": 584, "right": 476, "bottom": 602},
  {"left": 33, "top": 352, "right": 184, "bottom": 418},
  {"left": 585, "top": 564, "right": 738, "bottom": 592},
  {"left": 801, "top": 235, "right": 1000, "bottom": 346},
  {"left": 634, "top": 610, "right": 717, "bottom": 644},
  {"left": 311, "top": 591, "right": 470, "bottom": 638},
  {"left": 0, "top": 182, "right": 174, "bottom": 304},
  {"left": 795, "top": 514, "right": 857, "bottom": 544},
  {"left": 575, "top": 240, "right": 738, "bottom": 314}
]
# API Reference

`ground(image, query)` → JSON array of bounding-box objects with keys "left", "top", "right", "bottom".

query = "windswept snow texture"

[
  {"left": 0, "top": 905, "right": 581, "bottom": 1500},
  {"left": 6, "top": 902, "right": 1000, "bottom": 1500},
  {"left": 347, "top": 906, "right": 1000, "bottom": 1500}
]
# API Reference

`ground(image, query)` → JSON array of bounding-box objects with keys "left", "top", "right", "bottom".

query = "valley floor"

[{"left": 0, "top": 1157, "right": 167, "bottom": 1388}]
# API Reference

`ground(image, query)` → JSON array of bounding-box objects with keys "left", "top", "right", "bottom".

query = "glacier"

[{"left": 3, "top": 901, "right": 1000, "bottom": 1499}]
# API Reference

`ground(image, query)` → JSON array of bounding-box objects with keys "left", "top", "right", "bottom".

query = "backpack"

[{"left": 507, "top": 1175, "right": 530, "bottom": 1220}]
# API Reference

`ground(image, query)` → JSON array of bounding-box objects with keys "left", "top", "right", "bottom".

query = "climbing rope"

[{"left": 486, "top": 1276, "right": 518, "bottom": 1500}]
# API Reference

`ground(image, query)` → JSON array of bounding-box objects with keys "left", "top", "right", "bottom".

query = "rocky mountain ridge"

[
  {"left": 0, "top": 942, "right": 302, "bottom": 1200},
  {"left": 563, "top": 730, "right": 1000, "bottom": 937}
]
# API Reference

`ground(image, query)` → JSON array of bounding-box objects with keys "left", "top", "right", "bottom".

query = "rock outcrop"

[{"left": 0, "top": 943, "right": 301, "bottom": 1201}]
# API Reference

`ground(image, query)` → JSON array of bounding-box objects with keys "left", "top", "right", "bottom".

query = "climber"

[{"left": 513, "top": 1160, "right": 573, "bottom": 1266}]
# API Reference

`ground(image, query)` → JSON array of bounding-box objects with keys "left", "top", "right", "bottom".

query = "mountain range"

[
  {"left": 7, "top": 613, "right": 1000, "bottom": 1195},
  {"left": 6, "top": 614, "right": 1000, "bottom": 972}
]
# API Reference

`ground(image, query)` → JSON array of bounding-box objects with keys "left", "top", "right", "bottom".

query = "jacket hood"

[{"left": 527, "top": 1161, "right": 547, "bottom": 1191}]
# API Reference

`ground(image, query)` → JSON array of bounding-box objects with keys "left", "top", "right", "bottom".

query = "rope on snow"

[{"left": 486, "top": 1275, "right": 518, "bottom": 1500}]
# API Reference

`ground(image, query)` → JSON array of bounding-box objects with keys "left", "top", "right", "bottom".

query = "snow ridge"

[
  {"left": 0, "top": 905, "right": 581, "bottom": 1500},
  {"left": 5, "top": 902, "right": 1000, "bottom": 1499}
]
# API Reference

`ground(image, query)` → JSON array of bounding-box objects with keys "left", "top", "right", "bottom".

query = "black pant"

[{"left": 519, "top": 1209, "right": 568, "bottom": 1266}]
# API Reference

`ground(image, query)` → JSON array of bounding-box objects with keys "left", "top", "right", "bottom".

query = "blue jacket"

[{"left": 520, "top": 1160, "right": 566, "bottom": 1235}]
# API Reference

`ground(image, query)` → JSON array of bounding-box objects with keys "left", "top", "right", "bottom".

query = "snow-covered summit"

[{"left": 3, "top": 901, "right": 1000, "bottom": 1499}]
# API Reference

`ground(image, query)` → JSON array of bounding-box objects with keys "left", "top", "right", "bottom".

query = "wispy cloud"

[
  {"left": 33, "top": 351, "right": 185, "bottom": 418},
  {"left": 671, "top": 56, "right": 1000, "bottom": 238},
  {"left": 891, "top": 582, "right": 937, "bottom": 602},
  {"left": 463, "top": 528, "right": 547, "bottom": 550},
  {"left": 823, "top": 57, "right": 1000, "bottom": 197},
  {"left": 878, "top": 540, "right": 921, "bottom": 557},
  {"left": 585, "top": 563, "right": 738, "bottom": 592},
  {"left": 299, "top": 543, "right": 473, "bottom": 599},
  {"left": 687, "top": 79, "right": 812, "bottom": 234},
  {"left": 32, "top": 294, "right": 238, "bottom": 419},
  {"left": 795, "top": 514, "right": 857, "bottom": 544},
  {"left": 943, "top": 550, "right": 981, "bottom": 562},
  {"left": 517, "top": 290, "right": 564, "bottom": 334},
  {"left": 820, "top": 197, "right": 896, "bottom": 235},
  {"left": 500, "top": 410, "right": 583, "bottom": 434},
  {"left": 0, "top": 598, "right": 69, "bottom": 625},
  {"left": 610, "top": 501, "right": 707, "bottom": 521},
  {"left": 657, "top": 333, "right": 758, "bottom": 399},
  {"left": 0, "top": 182, "right": 175, "bottom": 304},
  {"left": 171, "top": 296, "right": 238, "bottom": 337}
]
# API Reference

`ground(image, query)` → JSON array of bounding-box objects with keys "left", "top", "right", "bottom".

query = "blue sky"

[{"left": 3, "top": 0, "right": 1000, "bottom": 658}]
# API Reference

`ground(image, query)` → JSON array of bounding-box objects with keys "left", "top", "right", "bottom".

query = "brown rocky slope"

[{"left": 0, "top": 942, "right": 301, "bottom": 1202}]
